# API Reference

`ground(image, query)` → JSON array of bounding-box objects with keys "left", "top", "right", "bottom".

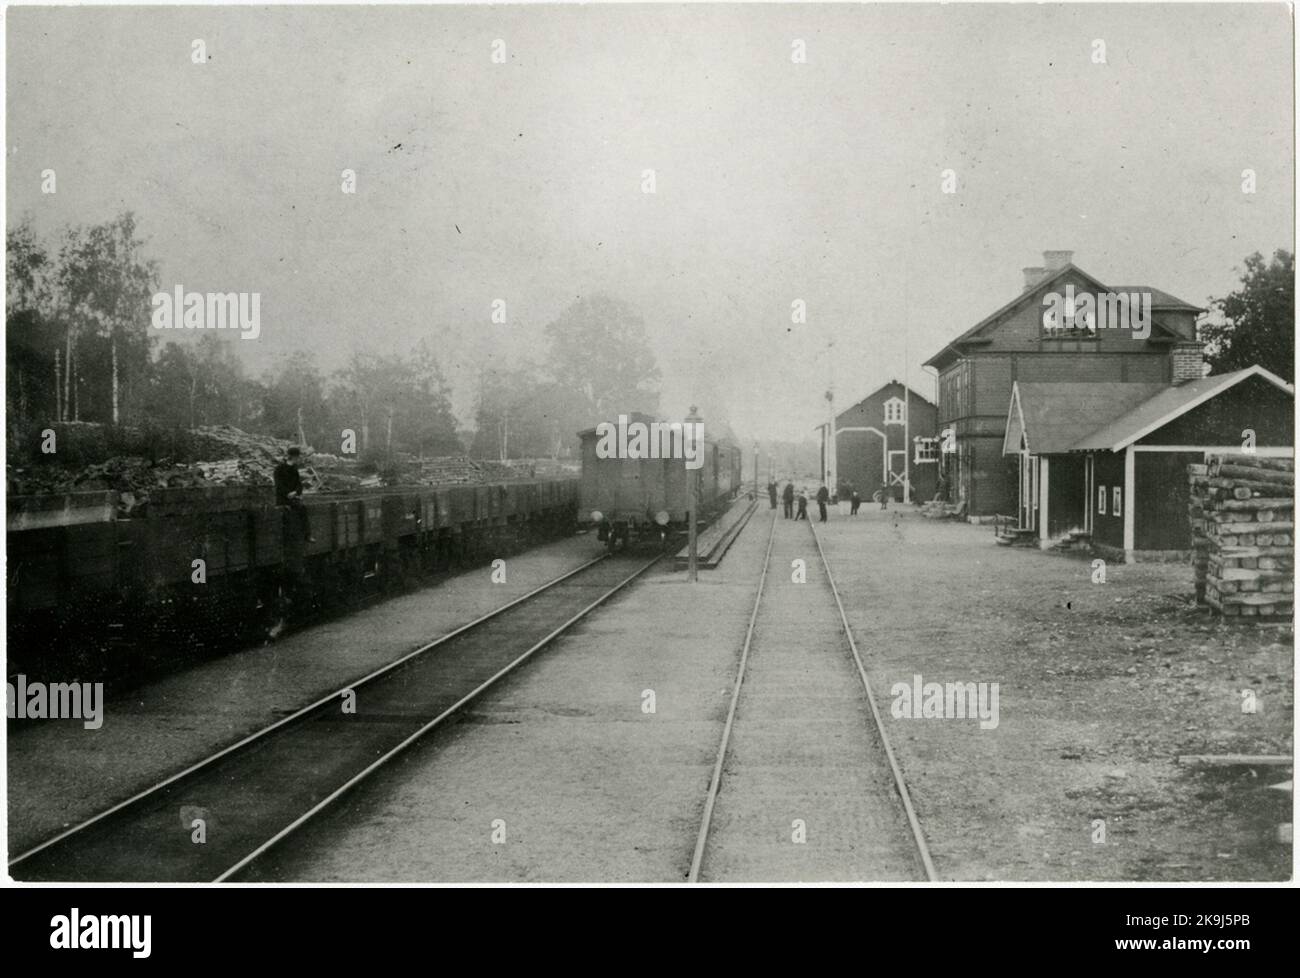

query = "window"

[
  {"left": 1112, "top": 486, "right": 1123, "bottom": 517},
  {"left": 914, "top": 437, "right": 939, "bottom": 464},
  {"left": 1042, "top": 297, "right": 1098, "bottom": 338},
  {"left": 1097, "top": 484, "right": 1107, "bottom": 515},
  {"left": 884, "top": 397, "right": 905, "bottom": 425}
]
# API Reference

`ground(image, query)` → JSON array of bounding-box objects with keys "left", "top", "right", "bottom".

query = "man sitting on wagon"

[{"left": 274, "top": 447, "right": 313, "bottom": 542}]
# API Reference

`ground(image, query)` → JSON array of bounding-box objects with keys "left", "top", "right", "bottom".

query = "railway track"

[
  {"left": 688, "top": 511, "right": 938, "bottom": 882},
  {"left": 9, "top": 551, "right": 662, "bottom": 882}
]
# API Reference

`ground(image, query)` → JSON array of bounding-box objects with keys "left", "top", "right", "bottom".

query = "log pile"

[{"left": 1189, "top": 454, "right": 1294, "bottom": 619}]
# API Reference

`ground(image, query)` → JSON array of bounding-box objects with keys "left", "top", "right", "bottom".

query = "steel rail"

[
  {"left": 9, "top": 553, "right": 610, "bottom": 869},
  {"left": 808, "top": 520, "right": 940, "bottom": 881},
  {"left": 216, "top": 551, "right": 663, "bottom": 881},
  {"left": 686, "top": 511, "right": 778, "bottom": 882}
]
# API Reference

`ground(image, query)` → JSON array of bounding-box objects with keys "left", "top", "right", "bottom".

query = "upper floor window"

[
  {"left": 884, "top": 397, "right": 905, "bottom": 425},
  {"left": 1042, "top": 297, "right": 1098, "bottom": 339},
  {"left": 914, "top": 437, "right": 939, "bottom": 464}
]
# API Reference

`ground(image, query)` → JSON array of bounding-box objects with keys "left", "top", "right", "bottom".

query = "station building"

[
  {"left": 817, "top": 381, "right": 938, "bottom": 502},
  {"left": 923, "top": 250, "right": 1208, "bottom": 519}
]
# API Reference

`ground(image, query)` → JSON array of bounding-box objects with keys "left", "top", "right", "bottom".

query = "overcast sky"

[{"left": 7, "top": 3, "right": 1293, "bottom": 442}]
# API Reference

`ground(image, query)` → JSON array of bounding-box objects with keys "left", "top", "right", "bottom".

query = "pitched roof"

[
  {"left": 835, "top": 379, "right": 936, "bottom": 419},
  {"left": 924, "top": 263, "right": 1191, "bottom": 369},
  {"left": 1003, "top": 382, "right": 1166, "bottom": 456},
  {"left": 1105, "top": 286, "right": 1205, "bottom": 313},
  {"left": 1068, "top": 366, "right": 1295, "bottom": 452},
  {"left": 578, "top": 411, "right": 684, "bottom": 438}
]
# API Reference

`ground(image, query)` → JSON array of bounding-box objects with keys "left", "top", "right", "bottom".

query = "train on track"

[
  {"left": 577, "top": 413, "right": 743, "bottom": 550},
  {"left": 6, "top": 478, "right": 578, "bottom": 675}
]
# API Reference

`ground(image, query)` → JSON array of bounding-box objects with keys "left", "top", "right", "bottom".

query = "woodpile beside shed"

[{"left": 1189, "top": 454, "right": 1293, "bottom": 619}]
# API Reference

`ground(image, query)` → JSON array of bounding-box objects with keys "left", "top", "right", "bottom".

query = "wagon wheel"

[{"left": 872, "top": 489, "right": 884, "bottom": 503}]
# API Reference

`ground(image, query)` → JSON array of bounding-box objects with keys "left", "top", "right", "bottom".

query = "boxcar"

[
  {"left": 6, "top": 475, "right": 579, "bottom": 675},
  {"left": 577, "top": 415, "right": 741, "bottom": 549}
]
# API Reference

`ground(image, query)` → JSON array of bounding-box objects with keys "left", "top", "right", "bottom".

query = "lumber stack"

[
  {"left": 1189, "top": 454, "right": 1294, "bottom": 619},
  {"left": 1188, "top": 463, "right": 1211, "bottom": 603}
]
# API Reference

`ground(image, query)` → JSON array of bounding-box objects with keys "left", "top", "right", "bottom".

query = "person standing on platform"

[
  {"left": 816, "top": 483, "right": 830, "bottom": 523},
  {"left": 850, "top": 486, "right": 861, "bottom": 515},
  {"left": 879, "top": 481, "right": 890, "bottom": 510},
  {"left": 795, "top": 489, "right": 809, "bottom": 521},
  {"left": 768, "top": 479, "right": 778, "bottom": 510},
  {"left": 782, "top": 481, "right": 795, "bottom": 519}
]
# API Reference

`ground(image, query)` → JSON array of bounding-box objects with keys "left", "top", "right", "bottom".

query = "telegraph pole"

[
  {"left": 825, "top": 336, "right": 837, "bottom": 500},
  {"left": 687, "top": 406, "right": 701, "bottom": 582},
  {"left": 904, "top": 327, "right": 911, "bottom": 504},
  {"left": 825, "top": 387, "right": 837, "bottom": 499}
]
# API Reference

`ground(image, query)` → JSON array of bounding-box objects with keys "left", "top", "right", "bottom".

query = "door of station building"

[
  {"left": 887, "top": 450, "right": 907, "bottom": 500},
  {"left": 1018, "top": 452, "right": 1038, "bottom": 530}
]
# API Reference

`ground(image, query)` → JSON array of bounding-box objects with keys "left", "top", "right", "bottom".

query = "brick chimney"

[
  {"left": 1171, "top": 341, "right": 1206, "bottom": 385},
  {"left": 1043, "top": 250, "right": 1074, "bottom": 271},
  {"left": 1022, "top": 266, "right": 1047, "bottom": 291}
]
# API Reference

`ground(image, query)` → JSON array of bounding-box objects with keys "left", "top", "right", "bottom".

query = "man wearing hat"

[{"left": 274, "top": 446, "right": 312, "bottom": 542}]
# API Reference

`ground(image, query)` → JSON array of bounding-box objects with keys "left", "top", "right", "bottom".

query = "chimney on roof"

[
  {"left": 1171, "top": 340, "right": 1206, "bottom": 386},
  {"left": 1043, "top": 250, "right": 1074, "bottom": 271},
  {"left": 1022, "top": 266, "right": 1047, "bottom": 291}
]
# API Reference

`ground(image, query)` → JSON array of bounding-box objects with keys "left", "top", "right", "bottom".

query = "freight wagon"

[
  {"left": 6, "top": 478, "right": 578, "bottom": 676},
  {"left": 577, "top": 413, "right": 743, "bottom": 550}
]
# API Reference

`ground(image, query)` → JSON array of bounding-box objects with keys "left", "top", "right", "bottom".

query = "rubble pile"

[
  {"left": 1189, "top": 454, "right": 1294, "bottom": 619},
  {"left": 188, "top": 425, "right": 303, "bottom": 464},
  {"left": 194, "top": 457, "right": 278, "bottom": 487},
  {"left": 8, "top": 456, "right": 208, "bottom": 496},
  {"left": 9, "top": 421, "right": 577, "bottom": 498}
]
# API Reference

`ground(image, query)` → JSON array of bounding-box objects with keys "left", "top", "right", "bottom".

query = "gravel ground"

[
  {"left": 816, "top": 505, "right": 1293, "bottom": 881},
  {"left": 245, "top": 503, "right": 1291, "bottom": 882},
  {"left": 7, "top": 533, "right": 603, "bottom": 854},
  {"left": 244, "top": 511, "right": 776, "bottom": 882},
  {"left": 15, "top": 505, "right": 1289, "bottom": 881}
]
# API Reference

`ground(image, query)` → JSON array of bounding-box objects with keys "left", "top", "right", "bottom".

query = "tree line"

[
  {"left": 1202, "top": 249, "right": 1294, "bottom": 382},
  {"left": 6, "top": 213, "right": 663, "bottom": 462}
]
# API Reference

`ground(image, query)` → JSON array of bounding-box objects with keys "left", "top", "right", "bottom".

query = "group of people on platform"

[{"left": 766, "top": 477, "right": 893, "bottom": 522}]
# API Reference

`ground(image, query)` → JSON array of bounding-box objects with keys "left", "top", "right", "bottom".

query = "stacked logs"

[
  {"left": 1189, "top": 454, "right": 1294, "bottom": 619},
  {"left": 1188, "top": 463, "right": 1211, "bottom": 602}
]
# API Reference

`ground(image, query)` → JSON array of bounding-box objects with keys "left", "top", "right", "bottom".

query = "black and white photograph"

[{"left": 2, "top": 0, "right": 1295, "bottom": 906}]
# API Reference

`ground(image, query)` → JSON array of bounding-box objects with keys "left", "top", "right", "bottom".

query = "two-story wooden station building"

[
  {"left": 923, "top": 250, "right": 1206, "bottom": 519},
  {"left": 924, "top": 249, "right": 1293, "bottom": 561}
]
